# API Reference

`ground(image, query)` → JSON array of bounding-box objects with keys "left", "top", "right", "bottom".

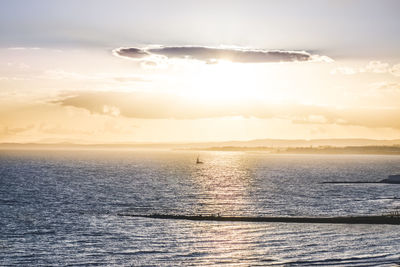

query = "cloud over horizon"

[
  {"left": 113, "top": 46, "right": 332, "bottom": 64},
  {"left": 54, "top": 91, "right": 400, "bottom": 130}
]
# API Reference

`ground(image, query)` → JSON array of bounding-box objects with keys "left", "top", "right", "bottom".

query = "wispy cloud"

[
  {"left": 330, "top": 66, "right": 357, "bottom": 75},
  {"left": 391, "top": 64, "right": 400, "bottom": 76},
  {"left": 370, "top": 81, "right": 400, "bottom": 91},
  {"left": 360, "top": 61, "right": 390, "bottom": 73},
  {"left": 113, "top": 45, "right": 333, "bottom": 64},
  {"left": 0, "top": 124, "right": 35, "bottom": 136},
  {"left": 41, "top": 70, "right": 149, "bottom": 83},
  {"left": 7, "top": 47, "right": 41, "bottom": 50},
  {"left": 332, "top": 61, "right": 400, "bottom": 76}
]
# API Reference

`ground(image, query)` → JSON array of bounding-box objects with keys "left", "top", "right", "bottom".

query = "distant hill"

[
  {"left": 191, "top": 138, "right": 400, "bottom": 148},
  {"left": 280, "top": 145, "right": 400, "bottom": 155}
]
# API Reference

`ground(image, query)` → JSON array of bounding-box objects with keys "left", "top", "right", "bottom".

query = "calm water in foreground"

[{"left": 1, "top": 150, "right": 400, "bottom": 266}]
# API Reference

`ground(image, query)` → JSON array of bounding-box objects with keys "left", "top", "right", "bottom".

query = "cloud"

[
  {"left": 43, "top": 70, "right": 94, "bottom": 80},
  {"left": 102, "top": 105, "right": 120, "bottom": 116},
  {"left": 112, "top": 47, "right": 149, "bottom": 59},
  {"left": 0, "top": 76, "right": 28, "bottom": 81},
  {"left": 112, "top": 76, "right": 149, "bottom": 83},
  {"left": 54, "top": 91, "right": 400, "bottom": 129},
  {"left": 41, "top": 69, "right": 149, "bottom": 83},
  {"left": 330, "top": 66, "right": 357, "bottom": 75},
  {"left": 7, "top": 47, "right": 41, "bottom": 50},
  {"left": 0, "top": 102, "right": 140, "bottom": 141},
  {"left": 390, "top": 64, "right": 400, "bottom": 77},
  {"left": 287, "top": 106, "right": 400, "bottom": 129},
  {"left": 332, "top": 61, "right": 400, "bottom": 76},
  {"left": 0, "top": 124, "right": 35, "bottom": 136},
  {"left": 361, "top": 61, "right": 390, "bottom": 73},
  {"left": 370, "top": 81, "right": 400, "bottom": 91},
  {"left": 113, "top": 46, "right": 333, "bottom": 64},
  {"left": 53, "top": 91, "right": 233, "bottom": 119},
  {"left": 38, "top": 123, "right": 95, "bottom": 135}
]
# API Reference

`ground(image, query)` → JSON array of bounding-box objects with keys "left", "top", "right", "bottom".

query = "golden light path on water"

[
  {"left": 187, "top": 152, "right": 259, "bottom": 263},
  {"left": 189, "top": 152, "right": 254, "bottom": 216}
]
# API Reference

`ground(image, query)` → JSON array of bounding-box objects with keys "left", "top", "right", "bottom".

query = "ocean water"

[{"left": 1, "top": 149, "right": 400, "bottom": 266}]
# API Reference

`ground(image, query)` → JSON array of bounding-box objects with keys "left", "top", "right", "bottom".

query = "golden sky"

[{"left": 1, "top": 1, "right": 400, "bottom": 143}]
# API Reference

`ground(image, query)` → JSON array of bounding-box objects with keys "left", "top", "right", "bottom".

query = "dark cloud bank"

[{"left": 113, "top": 46, "right": 329, "bottom": 63}]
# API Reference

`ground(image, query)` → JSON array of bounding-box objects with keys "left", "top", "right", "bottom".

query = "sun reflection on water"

[{"left": 189, "top": 152, "right": 255, "bottom": 216}]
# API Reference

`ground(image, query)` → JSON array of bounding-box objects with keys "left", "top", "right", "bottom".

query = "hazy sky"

[{"left": 1, "top": 0, "right": 400, "bottom": 143}]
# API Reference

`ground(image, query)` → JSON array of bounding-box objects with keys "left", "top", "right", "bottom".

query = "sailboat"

[{"left": 196, "top": 155, "right": 203, "bottom": 164}]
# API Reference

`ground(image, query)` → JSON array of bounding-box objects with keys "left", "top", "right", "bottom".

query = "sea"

[{"left": 1, "top": 149, "right": 400, "bottom": 266}]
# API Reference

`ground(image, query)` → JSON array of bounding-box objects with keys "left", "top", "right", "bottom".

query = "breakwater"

[{"left": 118, "top": 213, "right": 400, "bottom": 225}]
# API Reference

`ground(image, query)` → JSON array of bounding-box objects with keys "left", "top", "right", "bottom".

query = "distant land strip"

[
  {"left": 2, "top": 141, "right": 400, "bottom": 155},
  {"left": 187, "top": 145, "right": 400, "bottom": 155},
  {"left": 118, "top": 213, "right": 400, "bottom": 225}
]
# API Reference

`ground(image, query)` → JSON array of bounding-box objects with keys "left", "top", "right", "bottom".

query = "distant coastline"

[
  {"left": 1, "top": 138, "right": 400, "bottom": 155},
  {"left": 186, "top": 145, "right": 400, "bottom": 155}
]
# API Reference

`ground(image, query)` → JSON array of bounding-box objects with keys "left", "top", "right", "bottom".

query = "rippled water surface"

[{"left": 1, "top": 150, "right": 400, "bottom": 266}]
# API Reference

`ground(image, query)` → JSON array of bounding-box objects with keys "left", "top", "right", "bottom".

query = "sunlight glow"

[{"left": 180, "top": 61, "right": 262, "bottom": 104}]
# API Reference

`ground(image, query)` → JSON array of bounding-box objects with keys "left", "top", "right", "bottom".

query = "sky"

[{"left": 1, "top": 0, "right": 400, "bottom": 143}]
